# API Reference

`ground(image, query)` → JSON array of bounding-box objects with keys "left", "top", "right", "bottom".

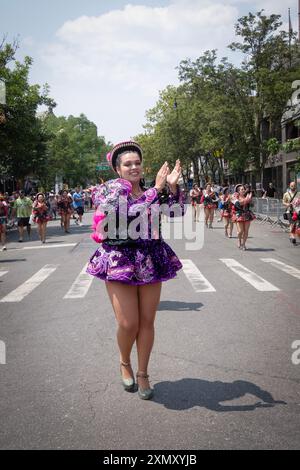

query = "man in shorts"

[{"left": 12, "top": 190, "right": 33, "bottom": 242}]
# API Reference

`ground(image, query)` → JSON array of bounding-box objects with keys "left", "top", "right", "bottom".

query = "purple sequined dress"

[{"left": 86, "top": 179, "right": 186, "bottom": 285}]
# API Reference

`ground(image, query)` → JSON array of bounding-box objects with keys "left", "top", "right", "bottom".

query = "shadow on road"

[
  {"left": 153, "top": 378, "right": 286, "bottom": 412},
  {"left": 0, "top": 258, "right": 27, "bottom": 263},
  {"left": 245, "top": 248, "right": 275, "bottom": 252},
  {"left": 158, "top": 301, "right": 204, "bottom": 312}
]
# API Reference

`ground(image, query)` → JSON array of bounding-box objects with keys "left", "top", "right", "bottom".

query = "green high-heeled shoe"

[
  {"left": 136, "top": 372, "right": 154, "bottom": 400},
  {"left": 120, "top": 361, "right": 135, "bottom": 392}
]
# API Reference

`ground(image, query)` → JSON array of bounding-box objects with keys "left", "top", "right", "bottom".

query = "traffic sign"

[{"left": 96, "top": 163, "right": 110, "bottom": 171}]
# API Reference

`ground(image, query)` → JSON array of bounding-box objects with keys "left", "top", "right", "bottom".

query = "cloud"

[
  {"left": 40, "top": 0, "right": 294, "bottom": 142},
  {"left": 40, "top": 1, "right": 241, "bottom": 142}
]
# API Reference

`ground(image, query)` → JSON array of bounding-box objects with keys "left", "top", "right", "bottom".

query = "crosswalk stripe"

[
  {"left": 0, "top": 264, "right": 59, "bottom": 303},
  {"left": 220, "top": 259, "right": 280, "bottom": 292},
  {"left": 181, "top": 259, "right": 216, "bottom": 292},
  {"left": 260, "top": 258, "right": 300, "bottom": 280},
  {"left": 64, "top": 263, "right": 93, "bottom": 299},
  {"left": 0, "top": 271, "right": 8, "bottom": 278},
  {"left": 17, "top": 243, "right": 77, "bottom": 251}
]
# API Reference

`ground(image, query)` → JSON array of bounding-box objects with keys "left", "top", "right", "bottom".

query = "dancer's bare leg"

[
  {"left": 136, "top": 282, "right": 162, "bottom": 389},
  {"left": 209, "top": 208, "right": 214, "bottom": 227},
  {"left": 106, "top": 282, "right": 139, "bottom": 380},
  {"left": 204, "top": 208, "right": 209, "bottom": 226},
  {"left": 236, "top": 222, "right": 244, "bottom": 248},
  {"left": 243, "top": 221, "right": 251, "bottom": 248},
  {"left": 224, "top": 218, "right": 229, "bottom": 236},
  {"left": 41, "top": 222, "right": 47, "bottom": 242}
]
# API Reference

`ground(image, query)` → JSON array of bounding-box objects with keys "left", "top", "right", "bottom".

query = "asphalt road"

[{"left": 0, "top": 208, "right": 299, "bottom": 450}]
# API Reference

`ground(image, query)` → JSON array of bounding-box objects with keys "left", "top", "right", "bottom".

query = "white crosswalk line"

[
  {"left": 181, "top": 259, "right": 216, "bottom": 292},
  {"left": 64, "top": 263, "right": 93, "bottom": 299},
  {"left": 17, "top": 243, "right": 77, "bottom": 251},
  {"left": 220, "top": 259, "right": 280, "bottom": 292},
  {"left": 0, "top": 271, "right": 8, "bottom": 278},
  {"left": 0, "top": 264, "right": 59, "bottom": 303},
  {"left": 260, "top": 258, "right": 300, "bottom": 280}
]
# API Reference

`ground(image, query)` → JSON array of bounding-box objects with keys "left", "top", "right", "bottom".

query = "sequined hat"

[{"left": 107, "top": 141, "right": 143, "bottom": 172}]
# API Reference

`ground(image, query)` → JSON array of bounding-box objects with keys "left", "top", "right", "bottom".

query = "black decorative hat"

[{"left": 107, "top": 141, "right": 143, "bottom": 172}]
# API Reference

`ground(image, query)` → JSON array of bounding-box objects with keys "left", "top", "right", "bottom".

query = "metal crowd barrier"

[{"left": 252, "top": 197, "right": 289, "bottom": 231}]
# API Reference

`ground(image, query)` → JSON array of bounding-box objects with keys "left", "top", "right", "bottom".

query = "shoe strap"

[
  {"left": 136, "top": 372, "right": 149, "bottom": 379},
  {"left": 120, "top": 361, "right": 131, "bottom": 367}
]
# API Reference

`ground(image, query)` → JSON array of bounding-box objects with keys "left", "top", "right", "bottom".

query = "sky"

[{"left": 1, "top": 0, "right": 299, "bottom": 143}]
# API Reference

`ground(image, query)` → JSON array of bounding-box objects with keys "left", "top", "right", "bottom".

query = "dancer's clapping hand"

[
  {"left": 155, "top": 162, "right": 170, "bottom": 192},
  {"left": 167, "top": 159, "right": 181, "bottom": 192}
]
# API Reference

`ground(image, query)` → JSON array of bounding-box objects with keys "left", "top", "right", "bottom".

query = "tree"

[
  {"left": 42, "top": 113, "right": 112, "bottom": 188},
  {"left": 0, "top": 38, "right": 56, "bottom": 182},
  {"left": 140, "top": 11, "right": 300, "bottom": 187},
  {"left": 228, "top": 10, "right": 300, "bottom": 182}
]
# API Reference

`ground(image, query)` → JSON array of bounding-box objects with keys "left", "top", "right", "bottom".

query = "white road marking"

[
  {"left": 181, "top": 259, "right": 216, "bottom": 292},
  {"left": 220, "top": 259, "right": 280, "bottom": 292},
  {"left": 64, "top": 263, "right": 93, "bottom": 299},
  {"left": 0, "top": 271, "right": 8, "bottom": 278},
  {"left": 16, "top": 243, "right": 77, "bottom": 251},
  {"left": 0, "top": 264, "right": 59, "bottom": 303},
  {"left": 260, "top": 258, "right": 300, "bottom": 280}
]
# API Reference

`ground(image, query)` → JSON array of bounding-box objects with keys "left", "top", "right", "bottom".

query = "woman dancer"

[
  {"left": 201, "top": 183, "right": 219, "bottom": 228},
  {"left": 57, "top": 190, "right": 73, "bottom": 234},
  {"left": 232, "top": 185, "right": 255, "bottom": 250},
  {"left": 283, "top": 182, "right": 300, "bottom": 245},
  {"left": 190, "top": 184, "right": 202, "bottom": 222},
  {"left": 32, "top": 193, "right": 51, "bottom": 243},
  {"left": 289, "top": 191, "right": 300, "bottom": 244},
  {"left": 220, "top": 187, "right": 233, "bottom": 238},
  {"left": 87, "top": 141, "right": 185, "bottom": 400}
]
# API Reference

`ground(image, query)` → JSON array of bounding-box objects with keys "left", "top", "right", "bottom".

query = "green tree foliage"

[
  {"left": 0, "top": 38, "right": 56, "bottom": 181},
  {"left": 0, "top": 38, "right": 111, "bottom": 190},
  {"left": 137, "top": 11, "right": 300, "bottom": 185},
  {"left": 42, "top": 113, "right": 112, "bottom": 188}
]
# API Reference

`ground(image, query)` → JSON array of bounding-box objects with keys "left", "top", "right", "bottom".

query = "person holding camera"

[{"left": 283, "top": 182, "right": 300, "bottom": 245}]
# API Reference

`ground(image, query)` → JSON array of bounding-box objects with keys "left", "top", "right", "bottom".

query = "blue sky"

[{"left": 1, "top": 0, "right": 298, "bottom": 143}]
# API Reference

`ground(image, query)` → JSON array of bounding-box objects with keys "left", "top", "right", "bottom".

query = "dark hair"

[{"left": 139, "top": 178, "right": 146, "bottom": 189}]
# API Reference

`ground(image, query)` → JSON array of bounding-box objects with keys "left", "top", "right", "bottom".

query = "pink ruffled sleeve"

[{"left": 91, "top": 179, "right": 132, "bottom": 243}]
